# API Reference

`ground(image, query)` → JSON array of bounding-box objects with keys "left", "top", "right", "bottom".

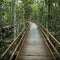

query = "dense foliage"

[{"left": 0, "top": 0, "right": 60, "bottom": 56}]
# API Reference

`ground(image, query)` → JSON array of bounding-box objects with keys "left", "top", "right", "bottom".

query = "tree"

[
  {"left": 0, "top": 0, "right": 3, "bottom": 28},
  {"left": 21, "top": 0, "right": 33, "bottom": 21}
]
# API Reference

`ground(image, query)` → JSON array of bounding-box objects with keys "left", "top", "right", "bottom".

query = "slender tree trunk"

[
  {"left": 47, "top": 0, "right": 51, "bottom": 30},
  {"left": 0, "top": 0, "right": 3, "bottom": 41},
  {"left": 10, "top": 1, "right": 13, "bottom": 25},
  {"left": 0, "top": 0, "right": 3, "bottom": 28},
  {"left": 13, "top": 0, "right": 17, "bottom": 39}
]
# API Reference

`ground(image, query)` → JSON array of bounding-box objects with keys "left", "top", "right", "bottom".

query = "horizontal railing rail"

[
  {"left": 33, "top": 21, "right": 60, "bottom": 60},
  {"left": 0, "top": 22, "right": 30, "bottom": 60},
  {"left": 15, "top": 26, "right": 29, "bottom": 60},
  {"left": 9, "top": 22, "right": 30, "bottom": 60}
]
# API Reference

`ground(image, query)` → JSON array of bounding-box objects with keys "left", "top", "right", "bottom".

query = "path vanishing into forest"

[
  {"left": 1, "top": 22, "right": 60, "bottom": 60},
  {"left": 15, "top": 22, "right": 53, "bottom": 60}
]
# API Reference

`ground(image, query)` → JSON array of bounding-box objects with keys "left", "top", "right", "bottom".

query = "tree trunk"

[
  {"left": 13, "top": 0, "right": 17, "bottom": 39},
  {"left": 47, "top": 0, "right": 51, "bottom": 30},
  {"left": 0, "top": 0, "right": 3, "bottom": 28}
]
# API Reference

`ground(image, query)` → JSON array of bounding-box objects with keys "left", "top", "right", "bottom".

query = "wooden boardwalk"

[{"left": 15, "top": 22, "right": 53, "bottom": 60}]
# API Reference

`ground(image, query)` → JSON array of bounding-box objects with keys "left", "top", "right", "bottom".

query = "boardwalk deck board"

[{"left": 16, "top": 22, "right": 53, "bottom": 60}]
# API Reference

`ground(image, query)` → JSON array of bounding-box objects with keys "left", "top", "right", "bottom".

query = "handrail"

[
  {"left": 15, "top": 26, "right": 29, "bottom": 60},
  {"left": 33, "top": 21, "right": 60, "bottom": 45},
  {"left": 40, "top": 23, "right": 60, "bottom": 46},
  {"left": 33, "top": 21, "right": 60, "bottom": 59},
  {"left": 0, "top": 22, "right": 29, "bottom": 60},
  {"left": 9, "top": 23, "right": 29, "bottom": 60},
  {"left": 39, "top": 25, "right": 60, "bottom": 58}
]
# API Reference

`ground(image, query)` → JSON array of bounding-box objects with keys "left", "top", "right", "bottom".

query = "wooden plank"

[{"left": 16, "top": 22, "right": 53, "bottom": 60}]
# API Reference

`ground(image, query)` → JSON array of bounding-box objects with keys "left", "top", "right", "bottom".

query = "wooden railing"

[
  {"left": 0, "top": 22, "right": 30, "bottom": 60},
  {"left": 35, "top": 21, "right": 60, "bottom": 60},
  {"left": 0, "top": 21, "right": 60, "bottom": 60}
]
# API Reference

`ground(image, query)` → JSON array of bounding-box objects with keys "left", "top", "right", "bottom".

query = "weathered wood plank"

[{"left": 16, "top": 22, "right": 53, "bottom": 60}]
